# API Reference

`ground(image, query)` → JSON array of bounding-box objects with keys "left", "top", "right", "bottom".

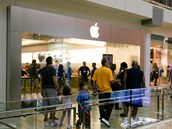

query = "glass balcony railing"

[
  {"left": 144, "top": 0, "right": 172, "bottom": 10},
  {"left": 0, "top": 87, "right": 171, "bottom": 129}
]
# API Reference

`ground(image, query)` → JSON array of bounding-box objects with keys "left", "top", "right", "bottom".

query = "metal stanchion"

[
  {"left": 161, "top": 88, "right": 165, "bottom": 120},
  {"left": 157, "top": 94, "right": 160, "bottom": 119}
]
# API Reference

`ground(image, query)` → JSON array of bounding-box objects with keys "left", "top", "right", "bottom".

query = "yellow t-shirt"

[{"left": 92, "top": 66, "right": 114, "bottom": 92}]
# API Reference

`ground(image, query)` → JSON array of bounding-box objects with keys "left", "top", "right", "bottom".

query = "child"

[
  {"left": 59, "top": 86, "right": 72, "bottom": 129},
  {"left": 76, "top": 81, "right": 91, "bottom": 129}
]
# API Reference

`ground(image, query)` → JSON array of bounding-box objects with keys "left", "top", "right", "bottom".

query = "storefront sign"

[{"left": 90, "top": 23, "right": 99, "bottom": 38}]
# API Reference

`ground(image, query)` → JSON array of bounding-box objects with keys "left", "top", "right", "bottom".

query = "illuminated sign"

[{"left": 90, "top": 22, "right": 99, "bottom": 38}]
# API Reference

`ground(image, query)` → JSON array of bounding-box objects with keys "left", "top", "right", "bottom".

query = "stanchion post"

[
  {"left": 161, "top": 88, "right": 165, "bottom": 120},
  {"left": 157, "top": 94, "right": 160, "bottom": 119}
]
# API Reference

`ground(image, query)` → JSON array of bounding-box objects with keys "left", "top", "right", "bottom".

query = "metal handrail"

[
  {"left": 144, "top": 0, "right": 172, "bottom": 10},
  {"left": 0, "top": 87, "right": 167, "bottom": 129}
]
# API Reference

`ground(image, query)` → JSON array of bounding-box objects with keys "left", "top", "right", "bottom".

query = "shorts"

[{"left": 42, "top": 88, "right": 58, "bottom": 109}]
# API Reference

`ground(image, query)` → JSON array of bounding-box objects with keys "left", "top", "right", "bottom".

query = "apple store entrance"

[
  {"left": 7, "top": 6, "right": 144, "bottom": 104},
  {"left": 21, "top": 32, "right": 140, "bottom": 94}
]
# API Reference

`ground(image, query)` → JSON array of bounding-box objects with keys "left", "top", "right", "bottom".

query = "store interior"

[
  {"left": 150, "top": 35, "right": 172, "bottom": 74},
  {"left": 149, "top": 34, "right": 172, "bottom": 86},
  {"left": 21, "top": 32, "right": 140, "bottom": 73},
  {"left": 21, "top": 32, "right": 140, "bottom": 94}
]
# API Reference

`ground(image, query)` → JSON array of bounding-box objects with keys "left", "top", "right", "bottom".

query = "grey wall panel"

[
  {"left": 6, "top": 31, "right": 22, "bottom": 109},
  {"left": 22, "top": 8, "right": 76, "bottom": 38},
  {"left": 152, "top": 6, "right": 163, "bottom": 26},
  {"left": 7, "top": 6, "right": 22, "bottom": 109},
  {"left": 21, "top": 6, "right": 145, "bottom": 45},
  {"left": 8, "top": 6, "right": 22, "bottom": 32}
]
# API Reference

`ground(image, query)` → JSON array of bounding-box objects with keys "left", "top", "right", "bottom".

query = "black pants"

[
  {"left": 76, "top": 110, "right": 90, "bottom": 128},
  {"left": 98, "top": 91, "right": 114, "bottom": 121}
]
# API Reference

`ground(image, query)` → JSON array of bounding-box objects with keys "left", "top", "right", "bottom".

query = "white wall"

[{"left": 107, "top": 45, "right": 140, "bottom": 71}]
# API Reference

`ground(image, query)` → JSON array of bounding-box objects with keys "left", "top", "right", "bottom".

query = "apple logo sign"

[{"left": 90, "top": 22, "right": 99, "bottom": 38}]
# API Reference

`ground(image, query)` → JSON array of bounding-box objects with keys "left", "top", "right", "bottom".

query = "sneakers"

[
  {"left": 50, "top": 122, "right": 59, "bottom": 127},
  {"left": 101, "top": 118, "right": 110, "bottom": 127},
  {"left": 67, "top": 125, "right": 72, "bottom": 129},
  {"left": 121, "top": 117, "right": 129, "bottom": 128},
  {"left": 131, "top": 117, "right": 143, "bottom": 127},
  {"left": 44, "top": 121, "right": 50, "bottom": 127},
  {"left": 45, "top": 121, "right": 58, "bottom": 127}
]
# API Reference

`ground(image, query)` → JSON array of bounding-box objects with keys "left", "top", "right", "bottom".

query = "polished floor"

[{"left": 1, "top": 79, "right": 172, "bottom": 129}]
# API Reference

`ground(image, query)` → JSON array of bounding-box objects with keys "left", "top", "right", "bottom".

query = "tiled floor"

[{"left": 1, "top": 85, "right": 172, "bottom": 129}]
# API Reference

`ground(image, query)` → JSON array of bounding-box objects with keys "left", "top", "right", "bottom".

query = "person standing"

[
  {"left": 121, "top": 61, "right": 145, "bottom": 127},
  {"left": 110, "top": 63, "right": 122, "bottom": 110},
  {"left": 24, "top": 62, "right": 29, "bottom": 73},
  {"left": 39, "top": 56, "right": 61, "bottom": 127},
  {"left": 59, "top": 86, "right": 72, "bottom": 129},
  {"left": 76, "top": 81, "right": 91, "bottom": 129},
  {"left": 78, "top": 61, "right": 90, "bottom": 83},
  {"left": 150, "top": 63, "right": 159, "bottom": 86},
  {"left": 91, "top": 62, "right": 97, "bottom": 95},
  {"left": 65, "top": 61, "right": 72, "bottom": 87},
  {"left": 92, "top": 58, "right": 115, "bottom": 127},
  {"left": 54, "top": 59, "right": 59, "bottom": 76},
  {"left": 117, "top": 62, "right": 128, "bottom": 117},
  {"left": 57, "top": 64, "right": 65, "bottom": 90},
  {"left": 28, "top": 59, "right": 38, "bottom": 92}
]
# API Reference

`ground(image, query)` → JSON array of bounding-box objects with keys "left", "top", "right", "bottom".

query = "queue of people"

[{"left": 22, "top": 56, "right": 147, "bottom": 129}]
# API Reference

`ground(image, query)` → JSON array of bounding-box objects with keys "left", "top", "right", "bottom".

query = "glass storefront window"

[{"left": 21, "top": 32, "right": 140, "bottom": 72}]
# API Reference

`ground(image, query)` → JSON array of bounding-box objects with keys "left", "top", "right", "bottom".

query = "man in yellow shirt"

[{"left": 92, "top": 58, "right": 115, "bottom": 127}]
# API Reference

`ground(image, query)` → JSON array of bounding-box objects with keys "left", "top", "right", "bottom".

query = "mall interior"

[{"left": 1, "top": 0, "right": 172, "bottom": 128}]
